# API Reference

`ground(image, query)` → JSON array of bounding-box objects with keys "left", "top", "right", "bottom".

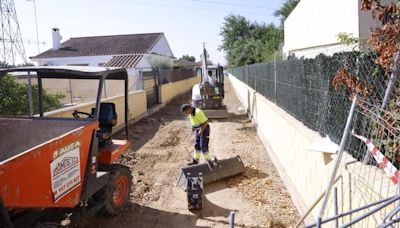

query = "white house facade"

[
  {"left": 283, "top": 0, "right": 394, "bottom": 58},
  {"left": 30, "top": 30, "right": 175, "bottom": 91}
]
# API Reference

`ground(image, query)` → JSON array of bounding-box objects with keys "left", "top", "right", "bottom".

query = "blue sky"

[{"left": 15, "top": 0, "right": 285, "bottom": 65}]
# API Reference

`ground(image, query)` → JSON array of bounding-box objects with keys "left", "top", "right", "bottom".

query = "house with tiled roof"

[
  {"left": 173, "top": 58, "right": 195, "bottom": 68},
  {"left": 31, "top": 29, "right": 174, "bottom": 69},
  {"left": 30, "top": 29, "right": 175, "bottom": 94}
]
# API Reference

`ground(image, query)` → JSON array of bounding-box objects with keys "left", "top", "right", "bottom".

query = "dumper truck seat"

[{"left": 92, "top": 102, "right": 117, "bottom": 147}]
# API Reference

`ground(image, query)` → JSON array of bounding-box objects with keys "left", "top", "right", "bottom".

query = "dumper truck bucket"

[
  {"left": 177, "top": 155, "right": 244, "bottom": 189},
  {"left": 203, "top": 106, "right": 229, "bottom": 119}
]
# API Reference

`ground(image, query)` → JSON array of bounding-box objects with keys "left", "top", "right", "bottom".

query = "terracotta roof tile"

[
  {"left": 103, "top": 54, "right": 143, "bottom": 68},
  {"left": 32, "top": 33, "right": 163, "bottom": 59}
]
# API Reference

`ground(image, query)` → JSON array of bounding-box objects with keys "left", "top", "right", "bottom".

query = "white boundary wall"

[{"left": 228, "top": 74, "right": 396, "bottom": 225}]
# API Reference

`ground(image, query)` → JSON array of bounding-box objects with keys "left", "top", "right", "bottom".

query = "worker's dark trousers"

[{"left": 194, "top": 125, "right": 210, "bottom": 154}]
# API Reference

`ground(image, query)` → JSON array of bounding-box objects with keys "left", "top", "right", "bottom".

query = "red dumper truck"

[{"left": 0, "top": 66, "right": 133, "bottom": 227}]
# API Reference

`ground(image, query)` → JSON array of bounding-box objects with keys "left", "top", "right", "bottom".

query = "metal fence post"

[
  {"left": 274, "top": 56, "right": 277, "bottom": 103},
  {"left": 139, "top": 70, "right": 144, "bottom": 90},
  {"left": 317, "top": 95, "right": 358, "bottom": 220},
  {"left": 333, "top": 187, "right": 338, "bottom": 228},
  {"left": 384, "top": 52, "right": 400, "bottom": 198},
  {"left": 155, "top": 67, "right": 161, "bottom": 104},
  {"left": 27, "top": 71, "right": 33, "bottom": 117},
  {"left": 254, "top": 66, "right": 257, "bottom": 92},
  {"left": 363, "top": 51, "right": 400, "bottom": 165},
  {"left": 229, "top": 211, "right": 235, "bottom": 228},
  {"left": 103, "top": 80, "right": 107, "bottom": 98},
  {"left": 68, "top": 79, "right": 73, "bottom": 105},
  {"left": 246, "top": 65, "right": 249, "bottom": 86},
  {"left": 381, "top": 51, "right": 400, "bottom": 110}
]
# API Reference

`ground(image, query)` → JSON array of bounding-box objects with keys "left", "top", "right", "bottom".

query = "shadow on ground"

[
  {"left": 190, "top": 196, "right": 258, "bottom": 228},
  {"left": 191, "top": 196, "right": 232, "bottom": 218},
  {"left": 72, "top": 203, "right": 209, "bottom": 228}
]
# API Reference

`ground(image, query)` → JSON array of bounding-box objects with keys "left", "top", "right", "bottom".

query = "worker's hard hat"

[{"left": 180, "top": 104, "right": 192, "bottom": 112}]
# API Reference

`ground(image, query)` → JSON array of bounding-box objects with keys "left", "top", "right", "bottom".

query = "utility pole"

[
  {"left": 0, "top": 0, "right": 27, "bottom": 65},
  {"left": 27, "top": 0, "right": 40, "bottom": 54}
]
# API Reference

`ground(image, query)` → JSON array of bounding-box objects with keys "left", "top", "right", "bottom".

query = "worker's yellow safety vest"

[{"left": 189, "top": 108, "right": 208, "bottom": 128}]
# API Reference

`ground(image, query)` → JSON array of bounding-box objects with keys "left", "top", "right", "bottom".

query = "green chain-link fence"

[{"left": 229, "top": 48, "right": 387, "bottom": 159}]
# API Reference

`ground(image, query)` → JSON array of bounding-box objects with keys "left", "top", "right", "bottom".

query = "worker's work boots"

[{"left": 187, "top": 159, "right": 199, "bottom": 166}]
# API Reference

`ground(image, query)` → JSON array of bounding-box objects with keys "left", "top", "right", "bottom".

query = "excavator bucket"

[
  {"left": 203, "top": 106, "right": 229, "bottom": 119},
  {"left": 177, "top": 155, "right": 244, "bottom": 189}
]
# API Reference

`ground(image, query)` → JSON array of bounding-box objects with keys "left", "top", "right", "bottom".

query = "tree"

[
  {"left": 337, "top": 32, "right": 359, "bottom": 46},
  {"left": 17, "top": 62, "right": 35, "bottom": 67},
  {"left": 147, "top": 55, "right": 173, "bottom": 69},
  {"left": 219, "top": 1, "right": 299, "bottom": 67},
  {"left": 219, "top": 15, "right": 252, "bottom": 54},
  {"left": 181, "top": 55, "right": 196, "bottom": 62},
  {"left": 273, "top": 0, "right": 300, "bottom": 27},
  {"left": 0, "top": 75, "right": 64, "bottom": 115},
  {"left": 0, "top": 61, "right": 35, "bottom": 68},
  {"left": 0, "top": 61, "right": 13, "bottom": 68},
  {"left": 333, "top": 0, "right": 400, "bottom": 95},
  {"left": 252, "top": 22, "right": 283, "bottom": 60},
  {"left": 219, "top": 15, "right": 282, "bottom": 67},
  {"left": 361, "top": 0, "right": 399, "bottom": 72},
  {"left": 230, "top": 38, "right": 264, "bottom": 66}
]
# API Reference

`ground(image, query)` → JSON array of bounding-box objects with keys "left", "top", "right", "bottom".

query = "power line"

[
  {"left": 81, "top": 0, "right": 273, "bottom": 16},
  {"left": 22, "top": 39, "right": 47, "bottom": 45},
  {"left": 27, "top": 0, "right": 41, "bottom": 53},
  {"left": 191, "top": 0, "right": 277, "bottom": 10},
  {"left": 1, "top": 38, "right": 46, "bottom": 45}
]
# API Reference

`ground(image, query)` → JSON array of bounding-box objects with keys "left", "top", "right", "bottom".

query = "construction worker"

[
  {"left": 180, "top": 104, "right": 213, "bottom": 166},
  {"left": 208, "top": 70, "right": 217, "bottom": 84}
]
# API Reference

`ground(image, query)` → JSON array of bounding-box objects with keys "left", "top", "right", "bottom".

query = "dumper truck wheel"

[{"left": 96, "top": 164, "right": 132, "bottom": 215}]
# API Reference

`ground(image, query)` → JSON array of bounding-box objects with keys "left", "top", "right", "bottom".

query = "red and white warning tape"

[{"left": 351, "top": 130, "right": 399, "bottom": 185}]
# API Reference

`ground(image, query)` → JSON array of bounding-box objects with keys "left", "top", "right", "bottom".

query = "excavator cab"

[
  {"left": 193, "top": 64, "right": 228, "bottom": 118},
  {"left": 199, "top": 65, "right": 225, "bottom": 110},
  {"left": 192, "top": 44, "right": 228, "bottom": 118}
]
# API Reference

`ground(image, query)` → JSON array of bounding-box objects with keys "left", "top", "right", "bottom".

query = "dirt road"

[{"left": 73, "top": 78, "right": 300, "bottom": 228}]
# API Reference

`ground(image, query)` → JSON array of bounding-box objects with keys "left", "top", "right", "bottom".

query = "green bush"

[{"left": 0, "top": 75, "right": 64, "bottom": 115}]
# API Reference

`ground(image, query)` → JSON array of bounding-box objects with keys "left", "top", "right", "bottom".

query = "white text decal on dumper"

[{"left": 50, "top": 141, "right": 81, "bottom": 202}]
